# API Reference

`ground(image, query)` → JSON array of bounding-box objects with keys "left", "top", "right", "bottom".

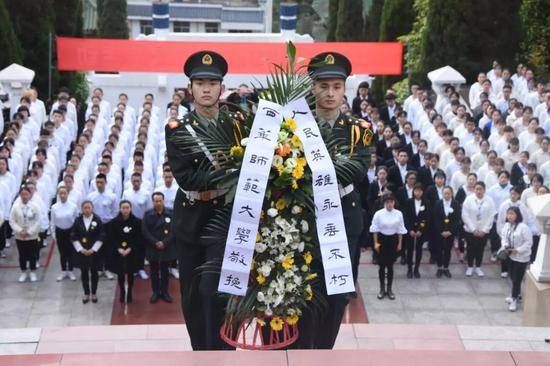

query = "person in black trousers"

[
  {"left": 433, "top": 186, "right": 461, "bottom": 278},
  {"left": 71, "top": 201, "right": 105, "bottom": 304},
  {"left": 141, "top": 192, "right": 176, "bottom": 303},
  {"left": 106, "top": 200, "right": 142, "bottom": 304},
  {"left": 404, "top": 183, "right": 430, "bottom": 278},
  {"left": 370, "top": 195, "right": 407, "bottom": 300}
]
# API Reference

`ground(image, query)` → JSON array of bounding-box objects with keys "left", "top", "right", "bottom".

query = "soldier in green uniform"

[
  {"left": 308, "top": 52, "right": 371, "bottom": 349},
  {"left": 165, "top": 51, "right": 241, "bottom": 350}
]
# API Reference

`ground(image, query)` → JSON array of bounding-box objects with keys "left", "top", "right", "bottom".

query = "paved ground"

[{"left": 0, "top": 238, "right": 523, "bottom": 329}]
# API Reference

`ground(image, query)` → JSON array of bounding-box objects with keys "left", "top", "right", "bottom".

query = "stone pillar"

[{"left": 523, "top": 194, "right": 550, "bottom": 326}]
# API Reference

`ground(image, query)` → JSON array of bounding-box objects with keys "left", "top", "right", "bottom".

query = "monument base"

[{"left": 523, "top": 270, "right": 550, "bottom": 326}]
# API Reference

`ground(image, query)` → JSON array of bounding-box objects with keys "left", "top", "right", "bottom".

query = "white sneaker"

[
  {"left": 29, "top": 272, "right": 38, "bottom": 282},
  {"left": 105, "top": 270, "right": 115, "bottom": 280},
  {"left": 490, "top": 254, "right": 498, "bottom": 262},
  {"left": 139, "top": 269, "right": 149, "bottom": 280},
  {"left": 505, "top": 296, "right": 514, "bottom": 304},
  {"left": 0, "top": 251, "right": 6, "bottom": 258},
  {"left": 509, "top": 299, "right": 517, "bottom": 312},
  {"left": 500, "top": 272, "right": 508, "bottom": 278},
  {"left": 144, "top": 259, "right": 150, "bottom": 265},
  {"left": 68, "top": 271, "right": 77, "bottom": 281},
  {"left": 5, "top": 240, "right": 11, "bottom": 248},
  {"left": 36, "top": 262, "right": 40, "bottom": 269},
  {"left": 170, "top": 267, "right": 179, "bottom": 279},
  {"left": 466, "top": 267, "right": 474, "bottom": 277},
  {"left": 18, "top": 272, "right": 28, "bottom": 282},
  {"left": 475, "top": 267, "right": 484, "bottom": 277},
  {"left": 56, "top": 272, "right": 67, "bottom": 282}
]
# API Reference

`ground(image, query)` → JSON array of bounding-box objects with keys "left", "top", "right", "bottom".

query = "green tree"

[
  {"left": 6, "top": 0, "right": 57, "bottom": 99},
  {"left": 519, "top": 0, "right": 550, "bottom": 79},
  {"left": 326, "top": 0, "right": 339, "bottom": 41},
  {"left": 372, "top": 0, "right": 414, "bottom": 100},
  {"left": 0, "top": 0, "right": 23, "bottom": 68},
  {"left": 364, "top": 0, "right": 383, "bottom": 41},
  {"left": 98, "top": 0, "right": 129, "bottom": 39},
  {"left": 334, "top": 0, "right": 365, "bottom": 41}
]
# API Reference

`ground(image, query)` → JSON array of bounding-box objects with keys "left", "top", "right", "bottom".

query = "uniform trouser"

[
  {"left": 531, "top": 235, "right": 540, "bottom": 263},
  {"left": 436, "top": 235, "right": 454, "bottom": 268},
  {"left": 80, "top": 259, "right": 99, "bottom": 295},
  {"left": 378, "top": 234, "right": 398, "bottom": 290},
  {"left": 55, "top": 228, "right": 74, "bottom": 271},
  {"left": 0, "top": 221, "right": 6, "bottom": 251},
  {"left": 16, "top": 239, "right": 38, "bottom": 271},
  {"left": 406, "top": 234, "right": 423, "bottom": 270},
  {"left": 118, "top": 273, "right": 135, "bottom": 297},
  {"left": 150, "top": 260, "right": 169, "bottom": 295},
  {"left": 510, "top": 260, "right": 528, "bottom": 299},
  {"left": 489, "top": 222, "right": 500, "bottom": 254},
  {"left": 466, "top": 233, "right": 486, "bottom": 267}
]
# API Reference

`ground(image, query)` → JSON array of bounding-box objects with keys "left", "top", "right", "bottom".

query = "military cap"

[
  {"left": 184, "top": 51, "right": 228, "bottom": 81},
  {"left": 308, "top": 52, "right": 352, "bottom": 80}
]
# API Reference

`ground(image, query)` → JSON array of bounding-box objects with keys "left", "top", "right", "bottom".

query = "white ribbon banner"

[
  {"left": 218, "top": 99, "right": 284, "bottom": 295},
  {"left": 284, "top": 98, "right": 355, "bottom": 295}
]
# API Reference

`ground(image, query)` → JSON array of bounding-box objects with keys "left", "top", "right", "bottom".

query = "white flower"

[
  {"left": 241, "top": 137, "right": 249, "bottom": 146},
  {"left": 255, "top": 242, "right": 268, "bottom": 253},
  {"left": 300, "top": 220, "right": 309, "bottom": 233},
  {"left": 123, "top": 226, "right": 131, "bottom": 233},
  {"left": 272, "top": 155, "right": 283, "bottom": 167},
  {"left": 301, "top": 265, "right": 308, "bottom": 272},
  {"left": 259, "top": 264, "right": 272, "bottom": 277},
  {"left": 285, "top": 158, "right": 297, "bottom": 169},
  {"left": 298, "top": 241, "right": 305, "bottom": 252},
  {"left": 267, "top": 208, "right": 278, "bottom": 217},
  {"left": 291, "top": 205, "right": 302, "bottom": 215},
  {"left": 257, "top": 292, "right": 265, "bottom": 302},
  {"left": 91, "top": 221, "right": 97, "bottom": 227},
  {"left": 165, "top": 217, "right": 171, "bottom": 223}
]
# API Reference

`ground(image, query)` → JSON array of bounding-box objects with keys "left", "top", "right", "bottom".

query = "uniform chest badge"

[
  {"left": 121, "top": 241, "right": 128, "bottom": 248},
  {"left": 164, "top": 229, "right": 169, "bottom": 235},
  {"left": 82, "top": 237, "right": 88, "bottom": 244}
]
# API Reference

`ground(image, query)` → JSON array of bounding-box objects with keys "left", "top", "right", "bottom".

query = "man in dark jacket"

[{"left": 142, "top": 192, "right": 176, "bottom": 304}]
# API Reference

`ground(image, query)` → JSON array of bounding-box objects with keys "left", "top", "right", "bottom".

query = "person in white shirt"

[
  {"left": 470, "top": 138, "right": 489, "bottom": 171},
  {"left": 499, "top": 206, "right": 532, "bottom": 312},
  {"left": 462, "top": 181, "right": 495, "bottom": 277},
  {"left": 518, "top": 117, "right": 538, "bottom": 151},
  {"left": 451, "top": 157, "right": 471, "bottom": 194},
  {"left": 10, "top": 187, "right": 42, "bottom": 283},
  {"left": 122, "top": 173, "right": 152, "bottom": 220},
  {"left": 487, "top": 171, "right": 513, "bottom": 260},
  {"left": 521, "top": 173, "right": 543, "bottom": 205},
  {"left": 531, "top": 136, "right": 550, "bottom": 168},
  {"left": 500, "top": 138, "right": 521, "bottom": 172},
  {"left": 370, "top": 195, "right": 407, "bottom": 300},
  {"left": 155, "top": 170, "right": 179, "bottom": 210},
  {"left": 469, "top": 73, "right": 486, "bottom": 109},
  {"left": 50, "top": 186, "right": 79, "bottom": 281}
]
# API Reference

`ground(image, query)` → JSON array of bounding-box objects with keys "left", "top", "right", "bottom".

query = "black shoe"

[
  {"left": 82, "top": 295, "right": 90, "bottom": 304},
  {"left": 119, "top": 291, "right": 126, "bottom": 303},
  {"left": 400, "top": 256, "right": 406, "bottom": 265},
  {"left": 377, "top": 290, "right": 386, "bottom": 300},
  {"left": 386, "top": 289, "right": 395, "bottom": 300},
  {"left": 436, "top": 269, "right": 443, "bottom": 278},
  {"left": 444, "top": 269, "right": 452, "bottom": 278},
  {"left": 161, "top": 293, "right": 173, "bottom": 303},
  {"left": 407, "top": 269, "right": 413, "bottom": 278},
  {"left": 150, "top": 293, "right": 159, "bottom": 304},
  {"left": 414, "top": 269, "right": 421, "bottom": 279},
  {"left": 91, "top": 295, "right": 98, "bottom": 303}
]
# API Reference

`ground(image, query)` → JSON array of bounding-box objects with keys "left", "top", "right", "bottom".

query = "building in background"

[{"left": 127, "top": 0, "right": 272, "bottom": 38}]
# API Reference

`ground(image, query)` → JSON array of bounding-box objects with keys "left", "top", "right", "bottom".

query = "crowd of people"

[{"left": 0, "top": 60, "right": 547, "bottom": 314}]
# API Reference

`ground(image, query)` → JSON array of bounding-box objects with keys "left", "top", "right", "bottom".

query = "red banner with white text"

[{"left": 56, "top": 37, "right": 403, "bottom": 75}]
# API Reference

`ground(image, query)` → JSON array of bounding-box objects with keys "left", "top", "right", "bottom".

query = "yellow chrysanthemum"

[
  {"left": 229, "top": 145, "right": 244, "bottom": 159},
  {"left": 275, "top": 198, "right": 286, "bottom": 210},
  {"left": 305, "top": 286, "right": 313, "bottom": 301},
  {"left": 291, "top": 180, "right": 298, "bottom": 190},
  {"left": 276, "top": 164, "right": 284, "bottom": 176},
  {"left": 256, "top": 273, "right": 266, "bottom": 285},
  {"left": 303, "top": 251, "right": 312, "bottom": 265},
  {"left": 256, "top": 317, "right": 266, "bottom": 327},
  {"left": 256, "top": 233, "right": 261, "bottom": 242},
  {"left": 296, "top": 157, "right": 307, "bottom": 167},
  {"left": 282, "top": 255, "right": 294, "bottom": 270},
  {"left": 260, "top": 210, "right": 265, "bottom": 220},
  {"left": 305, "top": 273, "right": 317, "bottom": 281},
  {"left": 270, "top": 316, "right": 284, "bottom": 331},
  {"left": 283, "top": 118, "right": 297, "bottom": 132},
  {"left": 291, "top": 134, "right": 302, "bottom": 148},
  {"left": 286, "top": 314, "right": 299, "bottom": 325},
  {"left": 292, "top": 165, "right": 304, "bottom": 180}
]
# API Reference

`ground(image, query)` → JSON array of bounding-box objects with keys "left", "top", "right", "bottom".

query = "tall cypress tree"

[
  {"left": 364, "top": 0, "right": 383, "bottom": 41},
  {"left": 334, "top": 0, "right": 364, "bottom": 41},
  {"left": 6, "top": 0, "right": 57, "bottom": 99},
  {"left": 98, "top": 0, "right": 129, "bottom": 39},
  {"left": 373, "top": 0, "right": 414, "bottom": 99},
  {"left": 519, "top": 0, "right": 549, "bottom": 79},
  {"left": 326, "top": 0, "right": 339, "bottom": 41},
  {"left": 0, "top": 0, "right": 23, "bottom": 69}
]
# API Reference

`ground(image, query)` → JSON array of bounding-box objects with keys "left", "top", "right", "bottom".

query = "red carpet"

[{"left": 110, "top": 272, "right": 184, "bottom": 325}]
